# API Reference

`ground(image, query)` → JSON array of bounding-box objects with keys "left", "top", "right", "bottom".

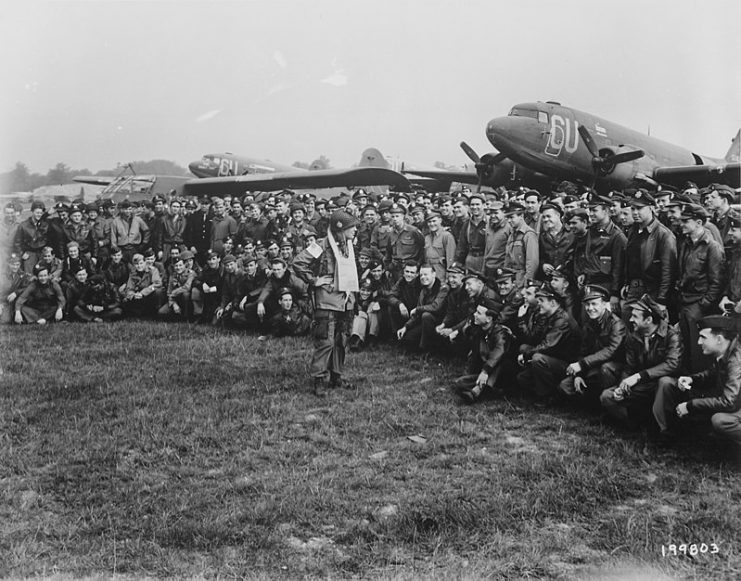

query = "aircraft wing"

[
  {"left": 401, "top": 167, "right": 480, "bottom": 186},
  {"left": 653, "top": 162, "right": 741, "bottom": 188},
  {"left": 183, "top": 167, "right": 411, "bottom": 194},
  {"left": 73, "top": 175, "right": 116, "bottom": 186}
]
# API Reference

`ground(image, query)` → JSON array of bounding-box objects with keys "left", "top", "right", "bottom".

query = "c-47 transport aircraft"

[{"left": 405, "top": 101, "right": 740, "bottom": 192}]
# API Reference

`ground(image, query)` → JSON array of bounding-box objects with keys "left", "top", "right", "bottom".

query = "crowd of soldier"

[{"left": 1, "top": 181, "right": 740, "bottom": 456}]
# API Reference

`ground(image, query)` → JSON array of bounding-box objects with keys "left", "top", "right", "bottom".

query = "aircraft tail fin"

[
  {"left": 725, "top": 129, "right": 740, "bottom": 162},
  {"left": 358, "top": 148, "right": 391, "bottom": 169}
]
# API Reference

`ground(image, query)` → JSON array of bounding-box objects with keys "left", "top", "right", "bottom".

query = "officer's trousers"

[
  {"left": 517, "top": 353, "right": 568, "bottom": 400},
  {"left": 310, "top": 308, "right": 351, "bottom": 381}
]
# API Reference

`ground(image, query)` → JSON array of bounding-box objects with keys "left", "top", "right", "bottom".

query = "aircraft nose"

[
  {"left": 486, "top": 116, "right": 520, "bottom": 153},
  {"left": 188, "top": 160, "right": 206, "bottom": 177}
]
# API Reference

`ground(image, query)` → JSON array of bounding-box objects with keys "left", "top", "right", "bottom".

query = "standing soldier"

[
  {"left": 370, "top": 199, "right": 394, "bottom": 257},
  {"left": 14, "top": 201, "right": 51, "bottom": 274},
  {"left": 483, "top": 201, "right": 510, "bottom": 281},
  {"left": 504, "top": 201, "right": 539, "bottom": 288},
  {"left": 424, "top": 210, "right": 456, "bottom": 282},
  {"left": 705, "top": 183, "right": 737, "bottom": 255},
  {"left": 184, "top": 196, "right": 211, "bottom": 264},
  {"left": 719, "top": 210, "right": 741, "bottom": 332},
  {"left": 538, "top": 203, "right": 574, "bottom": 279},
  {"left": 160, "top": 199, "right": 187, "bottom": 260},
  {"left": 386, "top": 204, "right": 424, "bottom": 281},
  {"left": 621, "top": 190, "right": 677, "bottom": 315},
  {"left": 110, "top": 200, "right": 150, "bottom": 263},
  {"left": 293, "top": 210, "right": 360, "bottom": 396},
  {"left": 454, "top": 193, "right": 488, "bottom": 272},
  {"left": 356, "top": 204, "right": 379, "bottom": 252},
  {"left": 1, "top": 203, "right": 19, "bottom": 264},
  {"left": 87, "top": 203, "right": 112, "bottom": 269},
  {"left": 63, "top": 204, "right": 97, "bottom": 265},
  {"left": 209, "top": 198, "right": 238, "bottom": 257}
]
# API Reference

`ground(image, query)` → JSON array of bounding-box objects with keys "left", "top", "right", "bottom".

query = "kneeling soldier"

[
  {"left": 267, "top": 287, "right": 312, "bottom": 337},
  {"left": 601, "top": 294, "right": 682, "bottom": 428},
  {"left": 558, "top": 285, "right": 626, "bottom": 404}
]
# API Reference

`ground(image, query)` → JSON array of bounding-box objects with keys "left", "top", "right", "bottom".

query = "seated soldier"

[
  {"left": 600, "top": 294, "right": 682, "bottom": 428},
  {"left": 75, "top": 274, "right": 123, "bottom": 322},
  {"left": 158, "top": 255, "right": 194, "bottom": 320},
  {"left": 36, "top": 246, "right": 63, "bottom": 284},
  {"left": 558, "top": 285, "right": 626, "bottom": 405},
  {"left": 253, "top": 257, "right": 309, "bottom": 329},
  {"left": 653, "top": 315, "right": 741, "bottom": 449},
  {"left": 122, "top": 253, "right": 163, "bottom": 318},
  {"left": 517, "top": 284, "right": 581, "bottom": 408},
  {"left": 397, "top": 264, "right": 449, "bottom": 352},
  {"left": 233, "top": 253, "right": 268, "bottom": 328},
  {"left": 515, "top": 279, "right": 547, "bottom": 349},
  {"left": 215, "top": 254, "right": 243, "bottom": 325},
  {"left": 547, "top": 266, "right": 579, "bottom": 322},
  {"left": 435, "top": 263, "right": 469, "bottom": 348},
  {"left": 452, "top": 298, "right": 513, "bottom": 403},
  {"left": 445, "top": 268, "right": 499, "bottom": 348},
  {"left": 61, "top": 241, "right": 94, "bottom": 289},
  {"left": 387, "top": 261, "right": 421, "bottom": 333},
  {"left": 1, "top": 253, "right": 31, "bottom": 324},
  {"left": 266, "top": 287, "right": 311, "bottom": 338},
  {"left": 14, "top": 263, "right": 65, "bottom": 324},
  {"left": 104, "top": 246, "right": 130, "bottom": 296},
  {"left": 181, "top": 249, "right": 201, "bottom": 279},
  {"left": 191, "top": 251, "right": 221, "bottom": 323},
  {"left": 350, "top": 277, "right": 380, "bottom": 350},
  {"left": 65, "top": 264, "right": 91, "bottom": 320}
]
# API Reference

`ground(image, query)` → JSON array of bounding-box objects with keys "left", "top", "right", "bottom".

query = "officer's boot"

[{"left": 313, "top": 377, "right": 327, "bottom": 397}]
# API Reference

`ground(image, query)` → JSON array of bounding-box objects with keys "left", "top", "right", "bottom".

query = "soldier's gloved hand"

[
  {"left": 54, "top": 308, "right": 63, "bottom": 321},
  {"left": 15, "top": 311, "right": 23, "bottom": 324}
]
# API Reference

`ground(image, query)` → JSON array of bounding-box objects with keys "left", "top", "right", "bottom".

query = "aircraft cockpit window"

[
  {"left": 509, "top": 108, "right": 539, "bottom": 120},
  {"left": 538, "top": 111, "right": 549, "bottom": 124}
]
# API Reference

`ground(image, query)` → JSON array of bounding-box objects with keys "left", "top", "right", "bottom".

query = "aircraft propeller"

[
  {"left": 577, "top": 126, "right": 644, "bottom": 176},
  {"left": 459, "top": 141, "right": 507, "bottom": 191}
]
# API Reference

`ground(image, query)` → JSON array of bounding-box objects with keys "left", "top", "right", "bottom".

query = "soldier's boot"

[
  {"left": 329, "top": 372, "right": 355, "bottom": 390},
  {"left": 313, "top": 377, "right": 327, "bottom": 397}
]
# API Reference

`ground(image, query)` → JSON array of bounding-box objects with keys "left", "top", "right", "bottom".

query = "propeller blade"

[
  {"left": 481, "top": 152, "right": 508, "bottom": 165},
  {"left": 607, "top": 149, "right": 644, "bottom": 165},
  {"left": 578, "top": 125, "right": 601, "bottom": 159},
  {"left": 460, "top": 141, "right": 481, "bottom": 165}
]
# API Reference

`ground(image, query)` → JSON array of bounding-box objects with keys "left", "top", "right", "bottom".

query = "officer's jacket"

[
  {"left": 370, "top": 221, "right": 393, "bottom": 252},
  {"left": 258, "top": 271, "right": 309, "bottom": 311},
  {"left": 687, "top": 338, "right": 741, "bottom": 414},
  {"left": 161, "top": 214, "right": 187, "bottom": 248},
  {"left": 516, "top": 304, "right": 548, "bottom": 344},
  {"left": 1, "top": 268, "right": 31, "bottom": 300},
  {"left": 504, "top": 222, "right": 539, "bottom": 284},
  {"left": 576, "top": 310, "right": 626, "bottom": 371},
  {"left": 111, "top": 215, "right": 150, "bottom": 248},
  {"left": 16, "top": 279, "right": 65, "bottom": 311},
  {"left": 219, "top": 269, "right": 244, "bottom": 309},
  {"left": 624, "top": 218, "right": 677, "bottom": 303},
  {"left": 209, "top": 214, "right": 237, "bottom": 254},
  {"left": 194, "top": 265, "right": 222, "bottom": 293},
  {"left": 80, "top": 280, "right": 120, "bottom": 310},
  {"left": 452, "top": 286, "right": 499, "bottom": 333},
  {"left": 624, "top": 320, "right": 682, "bottom": 384},
  {"left": 292, "top": 236, "right": 353, "bottom": 312},
  {"left": 573, "top": 220, "right": 627, "bottom": 296},
  {"left": 498, "top": 287, "right": 524, "bottom": 332},
  {"left": 677, "top": 229, "right": 724, "bottom": 308},
  {"left": 406, "top": 279, "right": 449, "bottom": 326},
  {"left": 388, "top": 277, "right": 421, "bottom": 311},
  {"left": 65, "top": 279, "right": 89, "bottom": 314},
  {"left": 424, "top": 229, "right": 456, "bottom": 281},
  {"left": 468, "top": 323, "right": 512, "bottom": 375},
  {"left": 538, "top": 227, "right": 574, "bottom": 278},
  {"left": 520, "top": 307, "right": 580, "bottom": 362},
  {"left": 167, "top": 268, "right": 195, "bottom": 300},
  {"left": 483, "top": 221, "right": 510, "bottom": 278},
  {"left": 454, "top": 216, "right": 488, "bottom": 263},
  {"left": 37, "top": 258, "right": 63, "bottom": 283},
  {"left": 89, "top": 217, "right": 111, "bottom": 249},
  {"left": 63, "top": 222, "right": 96, "bottom": 257},
  {"left": 724, "top": 245, "right": 741, "bottom": 302},
  {"left": 105, "top": 261, "right": 130, "bottom": 289},
  {"left": 61, "top": 256, "right": 94, "bottom": 284},
  {"left": 238, "top": 270, "right": 268, "bottom": 303},
  {"left": 441, "top": 285, "right": 469, "bottom": 329},
  {"left": 15, "top": 217, "right": 50, "bottom": 253},
  {"left": 124, "top": 266, "right": 162, "bottom": 299},
  {"left": 184, "top": 211, "right": 211, "bottom": 251},
  {"left": 388, "top": 224, "right": 424, "bottom": 265}
]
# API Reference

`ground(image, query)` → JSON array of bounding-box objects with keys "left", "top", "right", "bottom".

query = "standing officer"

[
  {"left": 386, "top": 203, "right": 424, "bottom": 281},
  {"left": 483, "top": 200, "right": 510, "bottom": 280},
  {"left": 454, "top": 193, "right": 488, "bottom": 272},
  {"left": 111, "top": 200, "right": 150, "bottom": 263},
  {"left": 538, "top": 202, "right": 574, "bottom": 279},
  {"left": 14, "top": 201, "right": 51, "bottom": 274},
  {"left": 293, "top": 210, "right": 360, "bottom": 396},
  {"left": 621, "top": 190, "right": 677, "bottom": 315},
  {"left": 424, "top": 210, "right": 456, "bottom": 282},
  {"left": 504, "top": 201, "right": 539, "bottom": 288}
]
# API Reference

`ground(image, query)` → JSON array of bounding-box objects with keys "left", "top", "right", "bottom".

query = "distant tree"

[
  {"left": 46, "top": 162, "right": 72, "bottom": 185},
  {"left": 130, "top": 160, "right": 190, "bottom": 176},
  {"left": 292, "top": 161, "right": 311, "bottom": 169},
  {"left": 7, "top": 161, "right": 32, "bottom": 191},
  {"left": 309, "top": 155, "right": 332, "bottom": 170},
  {"left": 433, "top": 161, "right": 457, "bottom": 171}
]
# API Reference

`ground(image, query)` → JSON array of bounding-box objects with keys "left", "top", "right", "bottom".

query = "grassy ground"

[{"left": 0, "top": 321, "right": 739, "bottom": 580}]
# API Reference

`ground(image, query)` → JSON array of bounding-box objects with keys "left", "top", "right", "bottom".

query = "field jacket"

[{"left": 687, "top": 338, "right": 741, "bottom": 414}]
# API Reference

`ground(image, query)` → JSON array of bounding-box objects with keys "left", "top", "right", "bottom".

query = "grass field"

[{"left": 1, "top": 321, "right": 739, "bottom": 580}]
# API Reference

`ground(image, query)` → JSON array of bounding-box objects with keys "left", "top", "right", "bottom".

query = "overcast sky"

[{"left": 2, "top": 0, "right": 740, "bottom": 174}]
